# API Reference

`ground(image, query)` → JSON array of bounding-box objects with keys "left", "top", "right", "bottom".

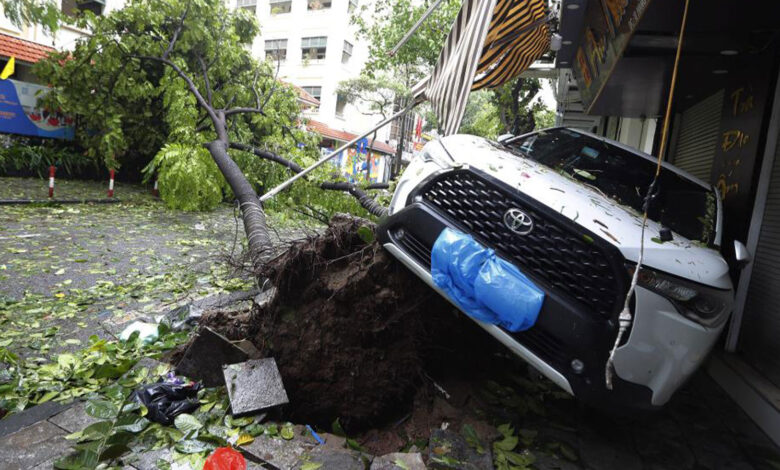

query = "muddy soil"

[{"left": 199, "top": 215, "right": 536, "bottom": 452}]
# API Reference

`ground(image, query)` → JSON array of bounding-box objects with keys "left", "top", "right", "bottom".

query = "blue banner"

[{"left": 0, "top": 79, "right": 74, "bottom": 139}]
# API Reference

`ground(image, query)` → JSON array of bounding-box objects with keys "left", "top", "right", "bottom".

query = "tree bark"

[{"left": 205, "top": 139, "right": 272, "bottom": 263}]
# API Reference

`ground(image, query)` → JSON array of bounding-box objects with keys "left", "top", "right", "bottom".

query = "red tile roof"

[
  {"left": 0, "top": 33, "right": 55, "bottom": 64},
  {"left": 307, "top": 119, "right": 397, "bottom": 155}
]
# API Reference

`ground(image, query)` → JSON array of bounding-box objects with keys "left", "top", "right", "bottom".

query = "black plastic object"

[{"left": 132, "top": 380, "right": 202, "bottom": 425}]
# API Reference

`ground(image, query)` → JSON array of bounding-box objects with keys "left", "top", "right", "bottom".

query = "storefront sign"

[
  {"left": 0, "top": 79, "right": 74, "bottom": 139},
  {"left": 710, "top": 63, "right": 771, "bottom": 243},
  {"left": 571, "top": 0, "right": 652, "bottom": 113}
]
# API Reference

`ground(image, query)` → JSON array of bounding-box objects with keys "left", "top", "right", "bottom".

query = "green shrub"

[{"left": 0, "top": 138, "right": 96, "bottom": 177}]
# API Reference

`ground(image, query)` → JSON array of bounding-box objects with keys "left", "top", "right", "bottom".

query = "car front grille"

[{"left": 415, "top": 169, "right": 626, "bottom": 318}]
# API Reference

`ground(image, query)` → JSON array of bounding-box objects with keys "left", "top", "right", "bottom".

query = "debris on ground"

[
  {"left": 119, "top": 321, "right": 160, "bottom": 344},
  {"left": 131, "top": 375, "right": 202, "bottom": 425},
  {"left": 203, "top": 447, "right": 246, "bottom": 470},
  {"left": 371, "top": 452, "right": 426, "bottom": 470},
  {"left": 223, "top": 358, "right": 289, "bottom": 416},
  {"left": 175, "top": 327, "right": 249, "bottom": 387},
  {"left": 428, "top": 428, "right": 494, "bottom": 470}
]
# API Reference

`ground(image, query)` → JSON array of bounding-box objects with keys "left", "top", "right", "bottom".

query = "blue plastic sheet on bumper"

[{"left": 430, "top": 228, "right": 544, "bottom": 332}]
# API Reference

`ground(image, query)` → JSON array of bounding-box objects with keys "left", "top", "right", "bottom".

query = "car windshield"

[{"left": 504, "top": 129, "right": 717, "bottom": 245}]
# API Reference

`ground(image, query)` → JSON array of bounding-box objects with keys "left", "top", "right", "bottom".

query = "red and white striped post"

[
  {"left": 152, "top": 180, "right": 159, "bottom": 197},
  {"left": 48, "top": 165, "right": 55, "bottom": 198},
  {"left": 107, "top": 169, "right": 115, "bottom": 198}
]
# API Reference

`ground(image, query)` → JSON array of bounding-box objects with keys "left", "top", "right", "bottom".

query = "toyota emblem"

[{"left": 504, "top": 208, "right": 534, "bottom": 235}]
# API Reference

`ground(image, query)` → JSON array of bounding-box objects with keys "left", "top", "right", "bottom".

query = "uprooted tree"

[{"left": 36, "top": 0, "right": 389, "bottom": 263}]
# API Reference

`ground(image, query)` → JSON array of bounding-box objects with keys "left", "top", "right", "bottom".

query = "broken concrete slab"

[
  {"left": 242, "top": 435, "right": 313, "bottom": 469},
  {"left": 371, "top": 452, "right": 426, "bottom": 470},
  {"left": 235, "top": 339, "right": 263, "bottom": 359},
  {"left": 0, "top": 420, "right": 71, "bottom": 470},
  {"left": 223, "top": 358, "right": 289, "bottom": 416},
  {"left": 48, "top": 401, "right": 100, "bottom": 433},
  {"left": 0, "top": 400, "right": 73, "bottom": 438},
  {"left": 298, "top": 450, "right": 367, "bottom": 470},
  {"left": 176, "top": 327, "right": 248, "bottom": 387},
  {"left": 126, "top": 447, "right": 172, "bottom": 470}
]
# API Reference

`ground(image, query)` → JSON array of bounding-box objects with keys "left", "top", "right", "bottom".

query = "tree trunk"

[{"left": 205, "top": 139, "right": 272, "bottom": 263}]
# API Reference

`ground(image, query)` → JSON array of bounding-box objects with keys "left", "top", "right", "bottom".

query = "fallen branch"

[{"left": 320, "top": 182, "right": 388, "bottom": 218}]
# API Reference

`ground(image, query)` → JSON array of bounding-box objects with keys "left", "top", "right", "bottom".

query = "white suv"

[{"left": 378, "top": 128, "right": 741, "bottom": 408}]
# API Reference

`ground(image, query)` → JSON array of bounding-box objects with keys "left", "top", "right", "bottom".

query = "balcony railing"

[{"left": 237, "top": 0, "right": 257, "bottom": 8}]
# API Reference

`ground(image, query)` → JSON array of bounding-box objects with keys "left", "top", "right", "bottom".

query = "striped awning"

[{"left": 413, "top": 0, "right": 550, "bottom": 136}]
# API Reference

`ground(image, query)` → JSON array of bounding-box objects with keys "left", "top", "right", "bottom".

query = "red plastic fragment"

[{"left": 203, "top": 447, "right": 246, "bottom": 470}]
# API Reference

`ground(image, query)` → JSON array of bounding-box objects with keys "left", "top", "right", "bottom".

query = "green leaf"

[
  {"left": 393, "top": 458, "right": 411, "bottom": 470},
  {"left": 281, "top": 424, "right": 295, "bottom": 440},
  {"left": 174, "top": 413, "right": 203, "bottom": 434},
  {"left": 54, "top": 449, "right": 99, "bottom": 470},
  {"left": 346, "top": 437, "right": 365, "bottom": 452},
  {"left": 38, "top": 390, "right": 60, "bottom": 403},
  {"left": 494, "top": 435, "right": 518, "bottom": 452},
  {"left": 85, "top": 399, "right": 119, "bottom": 419},
  {"left": 331, "top": 418, "right": 346, "bottom": 437},
  {"left": 174, "top": 439, "right": 212, "bottom": 454},
  {"left": 357, "top": 225, "right": 375, "bottom": 244},
  {"left": 461, "top": 424, "right": 484, "bottom": 454},
  {"left": 301, "top": 462, "right": 323, "bottom": 470},
  {"left": 99, "top": 444, "right": 130, "bottom": 461},
  {"left": 114, "top": 414, "right": 150, "bottom": 433},
  {"left": 79, "top": 421, "right": 112, "bottom": 442}
]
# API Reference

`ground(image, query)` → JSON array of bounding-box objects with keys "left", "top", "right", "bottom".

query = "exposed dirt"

[{"left": 198, "top": 215, "right": 512, "bottom": 447}]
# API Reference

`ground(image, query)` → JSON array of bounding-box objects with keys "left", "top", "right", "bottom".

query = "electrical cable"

[{"left": 605, "top": 0, "right": 690, "bottom": 390}]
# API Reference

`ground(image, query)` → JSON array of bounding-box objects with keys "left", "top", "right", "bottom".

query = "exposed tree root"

[{"left": 199, "top": 215, "right": 498, "bottom": 430}]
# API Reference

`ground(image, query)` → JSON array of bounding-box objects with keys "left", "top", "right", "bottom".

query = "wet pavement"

[{"left": 1, "top": 177, "right": 779, "bottom": 469}]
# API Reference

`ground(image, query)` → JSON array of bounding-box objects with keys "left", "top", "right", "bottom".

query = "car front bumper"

[{"left": 378, "top": 202, "right": 660, "bottom": 410}]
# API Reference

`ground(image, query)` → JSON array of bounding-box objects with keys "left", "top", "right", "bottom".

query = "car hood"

[{"left": 438, "top": 135, "right": 732, "bottom": 289}]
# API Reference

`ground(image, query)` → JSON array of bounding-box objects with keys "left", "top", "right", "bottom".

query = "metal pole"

[
  {"left": 388, "top": 0, "right": 446, "bottom": 57},
  {"left": 260, "top": 104, "right": 414, "bottom": 202}
]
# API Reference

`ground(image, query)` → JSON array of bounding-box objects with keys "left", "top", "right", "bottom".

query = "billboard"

[
  {"left": 571, "top": 0, "right": 652, "bottom": 113},
  {"left": 0, "top": 79, "right": 74, "bottom": 139}
]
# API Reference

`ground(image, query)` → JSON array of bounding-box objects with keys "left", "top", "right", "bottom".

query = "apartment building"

[{"left": 237, "top": 0, "right": 393, "bottom": 148}]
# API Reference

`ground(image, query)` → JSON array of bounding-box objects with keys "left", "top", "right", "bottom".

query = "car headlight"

[{"left": 627, "top": 264, "right": 733, "bottom": 328}]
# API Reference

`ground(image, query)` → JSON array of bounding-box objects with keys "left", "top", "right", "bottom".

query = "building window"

[
  {"left": 62, "top": 0, "right": 105, "bottom": 17},
  {"left": 348, "top": 0, "right": 358, "bottom": 12},
  {"left": 307, "top": 0, "right": 331, "bottom": 10},
  {"left": 336, "top": 93, "right": 347, "bottom": 117},
  {"left": 301, "top": 37, "right": 327, "bottom": 61},
  {"left": 270, "top": 0, "right": 291, "bottom": 14},
  {"left": 342, "top": 41, "right": 353, "bottom": 64},
  {"left": 236, "top": 0, "right": 257, "bottom": 12},
  {"left": 302, "top": 86, "right": 322, "bottom": 108},
  {"left": 265, "top": 39, "right": 288, "bottom": 62}
]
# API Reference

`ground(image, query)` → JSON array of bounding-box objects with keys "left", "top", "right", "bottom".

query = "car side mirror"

[
  {"left": 497, "top": 133, "right": 514, "bottom": 144},
  {"left": 734, "top": 240, "right": 751, "bottom": 269}
]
